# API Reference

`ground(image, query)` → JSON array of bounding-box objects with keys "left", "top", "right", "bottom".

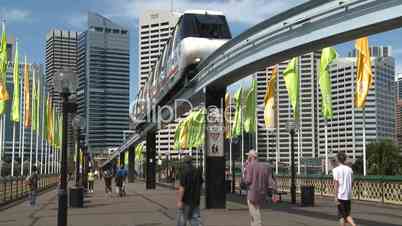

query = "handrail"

[{"left": 0, "top": 175, "right": 58, "bottom": 207}]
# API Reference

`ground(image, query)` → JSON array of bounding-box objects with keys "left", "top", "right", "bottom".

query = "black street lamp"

[
  {"left": 72, "top": 115, "right": 86, "bottom": 186},
  {"left": 286, "top": 119, "right": 297, "bottom": 205},
  {"left": 54, "top": 68, "right": 78, "bottom": 226}
]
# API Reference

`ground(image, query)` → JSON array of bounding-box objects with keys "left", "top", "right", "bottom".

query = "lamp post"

[
  {"left": 72, "top": 115, "right": 86, "bottom": 186},
  {"left": 54, "top": 68, "right": 78, "bottom": 226},
  {"left": 286, "top": 119, "right": 297, "bottom": 204}
]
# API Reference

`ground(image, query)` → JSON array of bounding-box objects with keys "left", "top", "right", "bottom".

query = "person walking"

[
  {"left": 244, "top": 150, "right": 277, "bottom": 226},
  {"left": 103, "top": 168, "right": 113, "bottom": 197},
  {"left": 333, "top": 152, "right": 357, "bottom": 226},
  {"left": 176, "top": 157, "right": 203, "bottom": 226},
  {"left": 115, "top": 166, "right": 126, "bottom": 197},
  {"left": 88, "top": 170, "right": 95, "bottom": 193},
  {"left": 26, "top": 166, "right": 39, "bottom": 207}
]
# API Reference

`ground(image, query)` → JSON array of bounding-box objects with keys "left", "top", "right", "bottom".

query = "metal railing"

[
  {"left": 276, "top": 175, "right": 402, "bottom": 205},
  {"left": 0, "top": 175, "right": 58, "bottom": 206}
]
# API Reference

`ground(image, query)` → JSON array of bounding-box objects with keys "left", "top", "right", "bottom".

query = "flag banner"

[
  {"left": 124, "top": 151, "right": 129, "bottom": 166},
  {"left": 355, "top": 37, "right": 373, "bottom": 110},
  {"left": 35, "top": 75, "right": 40, "bottom": 131},
  {"left": 264, "top": 66, "right": 278, "bottom": 128},
  {"left": 174, "top": 119, "right": 184, "bottom": 150},
  {"left": 319, "top": 47, "right": 337, "bottom": 120},
  {"left": 32, "top": 69, "right": 37, "bottom": 131},
  {"left": 231, "top": 88, "right": 242, "bottom": 137},
  {"left": 135, "top": 143, "right": 144, "bottom": 161},
  {"left": 0, "top": 24, "right": 9, "bottom": 105},
  {"left": 224, "top": 93, "right": 232, "bottom": 139},
  {"left": 23, "top": 59, "right": 31, "bottom": 128},
  {"left": 283, "top": 57, "right": 299, "bottom": 120},
  {"left": 179, "top": 115, "right": 191, "bottom": 149},
  {"left": 244, "top": 79, "right": 257, "bottom": 133},
  {"left": 11, "top": 43, "right": 19, "bottom": 123}
]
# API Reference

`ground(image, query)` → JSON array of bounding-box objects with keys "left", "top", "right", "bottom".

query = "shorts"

[{"left": 337, "top": 199, "right": 351, "bottom": 220}]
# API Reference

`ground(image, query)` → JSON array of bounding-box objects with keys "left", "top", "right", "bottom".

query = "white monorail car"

[{"left": 132, "top": 10, "right": 232, "bottom": 126}]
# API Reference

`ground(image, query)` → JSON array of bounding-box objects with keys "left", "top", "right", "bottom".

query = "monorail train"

[{"left": 131, "top": 10, "right": 232, "bottom": 126}]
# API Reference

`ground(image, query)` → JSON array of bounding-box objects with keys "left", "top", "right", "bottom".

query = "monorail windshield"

[{"left": 182, "top": 14, "right": 231, "bottom": 39}]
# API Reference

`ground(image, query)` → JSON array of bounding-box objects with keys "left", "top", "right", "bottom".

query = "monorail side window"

[{"left": 182, "top": 14, "right": 231, "bottom": 39}]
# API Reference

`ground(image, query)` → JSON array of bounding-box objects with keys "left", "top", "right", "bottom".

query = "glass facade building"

[{"left": 77, "top": 13, "right": 130, "bottom": 152}]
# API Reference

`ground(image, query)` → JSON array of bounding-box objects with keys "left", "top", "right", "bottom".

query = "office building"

[
  {"left": 138, "top": 10, "right": 180, "bottom": 159},
  {"left": 318, "top": 56, "right": 395, "bottom": 159},
  {"left": 138, "top": 10, "right": 179, "bottom": 89},
  {"left": 395, "top": 73, "right": 402, "bottom": 152},
  {"left": 255, "top": 51, "right": 322, "bottom": 169},
  {"left": 45, "top": 29, "right": 79, "bottom": 156},
  {"left": 77, "top": 13, "right": 130, "bottom": 152}
]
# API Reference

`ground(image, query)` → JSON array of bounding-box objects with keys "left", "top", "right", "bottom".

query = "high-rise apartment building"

[
  {"left": 138, "top": 10, "right": 179, "bottom": 159},
  {"left": 255, "top": 51, "right": 322, "bottom": 169},
  {"left": 45, "top": 29, "right": 79, "bottom": 155},
  {"left": 318, "top": 56, "right": 395, "bottom": 159},
  {"left": 138, "top": 10, "right": 179, "bottom": 89},
  {"left": 348, "top": 46, "right": 392, "bottom": 58},
  {"left": 395, "top": 73, "right": 402, "bottom": 152},
  {"left": 45, "top": 30, "right": 79, "bottom": 111},
  {"left": 77, "top": 13, "right": 130, "bottom": 152}
]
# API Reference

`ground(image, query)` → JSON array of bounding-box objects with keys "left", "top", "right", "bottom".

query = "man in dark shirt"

[{"left": 176, "top": 157, "right": 203, "bottom": 226}]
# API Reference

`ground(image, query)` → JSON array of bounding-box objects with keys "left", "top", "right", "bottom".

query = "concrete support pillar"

[
  {"left": 128, "top": 146, "right": 135, "bottom": 183},
  {"left": 146, "top": 132, "right": 156, "bottom": 189},
  {"left": 205, "top": 86, "right": 226, "bottom": 209}
]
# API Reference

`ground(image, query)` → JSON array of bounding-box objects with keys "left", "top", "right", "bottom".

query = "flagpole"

[
  {"left": 255, "top": 77, "right": 258, "bottom": 154},
  {"left": 241, "top": 98, "right": 244, "bottom": 172},
  {"left": 363, "top": 109, "right": 367, "bottom": 176},
  {"left": 275, "top": 70, "right": 279, "bottom": 174},
  {"left": 325, "top": 120, "right": 329, "bottom": 175},
  {"left": 266, "top": 129, "right": 269, "bottom": 161},
  {"left": 20, "top": 74, "right": 25, "bottom": 176},
  {"left": 11, "top": 124, "right": 16, "bottom": 176},
  {"left": 29, "top": 121, "right": 33, "bottom": 175},
  {"left": 229, "top": 96, "right": 232, "bottom": 175}
]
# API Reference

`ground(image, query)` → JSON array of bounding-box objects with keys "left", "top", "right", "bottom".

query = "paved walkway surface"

[{"left": 0, "top": 180, "right": 401, "bottom": 226}]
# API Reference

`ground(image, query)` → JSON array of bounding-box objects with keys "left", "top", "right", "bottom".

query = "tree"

[
  {"left": 367, "top": 139, "right": 402, "bottom": 175},
  {"left": 352, "top": 158, "right": 363, "bottom": 175}
]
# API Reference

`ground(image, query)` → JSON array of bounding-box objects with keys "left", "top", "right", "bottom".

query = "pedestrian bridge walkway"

[{"left": 0, "top": 181, "right": 401, "bottom": 226}]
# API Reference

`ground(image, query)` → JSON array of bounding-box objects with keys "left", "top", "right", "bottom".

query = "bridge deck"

[{"left": 0, "top": 181, "right": 401, "bottom": 226}]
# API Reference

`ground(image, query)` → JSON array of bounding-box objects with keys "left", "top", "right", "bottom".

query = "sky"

[{"left": 1, "top": 0, "right": 402, "bottom": 101}]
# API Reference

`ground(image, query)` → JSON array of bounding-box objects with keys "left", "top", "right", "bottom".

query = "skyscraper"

[
  {"left": 318, "top": 56, "right": 395, "bottom": 159},
  {"left": 255, "top": 51, "right": 322, "bottom": 170},
  {"left": 138, "top": 10, "right": 179, "bottom": 159},
  {"left": 77, "top": 13, "right": 130, "bottom": 152},
  {"left": 45, "top": 30, "right": 79, "bottom": 111},
  {"left": 45, "top": 29, "right": 79, "bottom": 156},
  {"left": 138, "top": 10, "right": 179, "bottom": 89},
  {"left": 395, "top": 73, "right": 402, "bottom": 152}
]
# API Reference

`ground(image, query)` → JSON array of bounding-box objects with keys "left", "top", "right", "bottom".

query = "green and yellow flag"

[
  {"left": 124, "top": 151, "right": 129, "bottom": 166},
  {"left": 0, "top": 23, "right": 9, "bottom": 109},
  {"left": 283, "top": 57, "right": 299, "bottom": 119},
  {"left": 319, "top": 47, "right": 337, "bottom": 120},
  {"left": 47, "top": 97, "right": 54, "bottom": 143},
  {"left": 355, "top": 37, "right": 372, "bottom": 110},
  {"left": 231, "top": 88, "right": 243, "bottom": 137},
  {"left": 179, "top": 116, "right": 191, "bottom": 149},
  {"left": 58, "top": 114, "right": 63, "bottom": 149},
  {"left": 11, "top": 42, "right": 19, "bottom": 123},
  {"left": 264, "top": 66, "right": 278, "bottom": 128},
  {"left": 244, "top": 79, "right": 257, "bottom": 133},
  {"left": 193, "top": 109, "right": 206, "bottom": 148},
  {"left": 23, "top": 58, "right": 31, "bottom": 128},
  {"left": 135, "top": 143, "right": 144, "bottom": 161},
  {"left": 174, "top": 119, "right": 184, "bottom": 150}
]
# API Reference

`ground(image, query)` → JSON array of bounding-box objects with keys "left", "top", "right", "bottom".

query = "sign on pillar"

[{"left": 205, "top": 98, "right": 226, "bottom": 209}]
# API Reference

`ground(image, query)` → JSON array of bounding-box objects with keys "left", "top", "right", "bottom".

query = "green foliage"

[{"left": 367, "top": 139, "right": 402, "bottom": 176}]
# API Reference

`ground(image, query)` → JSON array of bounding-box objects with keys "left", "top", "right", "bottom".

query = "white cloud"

[
  {"left": 66, "top": 14, "right": 87, "bottom": 30},
  {"left": 107, "top": 0, "right": 306, "bottom": 26},
  {"left": 0, "top": 8, "right": 31, "bottom": 23}
]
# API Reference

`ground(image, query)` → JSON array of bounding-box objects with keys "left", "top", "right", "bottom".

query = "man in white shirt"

[{"left": 332, "top": 152, "right": 357, "bottom": 226}]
